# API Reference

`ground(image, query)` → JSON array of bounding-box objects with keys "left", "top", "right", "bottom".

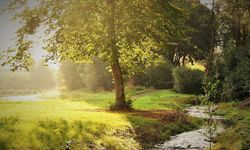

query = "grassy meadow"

[{"left": 0, "top": 89, "right": 202, "bottom": 150}]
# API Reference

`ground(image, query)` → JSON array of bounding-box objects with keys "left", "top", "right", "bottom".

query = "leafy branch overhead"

[{"left": 2, "top": 0, "right": 188, "bottom": 72}]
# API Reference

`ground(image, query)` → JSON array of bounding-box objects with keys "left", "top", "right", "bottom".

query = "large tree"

[
  {"left": 216, "top": 0, "right": 250, "bottom": 47},
  {"left": 150, "top": 0, "right": 212, "bottom": 66},
  {"left": 2, "top": 0, "right": 186, "bottom": 109}
]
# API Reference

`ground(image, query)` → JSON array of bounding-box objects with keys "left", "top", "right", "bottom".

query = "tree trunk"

[
  {"left": 205, "top": 0, "right": 215, "bottom": 76},
  {"left": 107, "top": 0, "right": 127, "bottom": 109},
  {"left": 111, "top": 61, "right": 127, "bottom": 109}
]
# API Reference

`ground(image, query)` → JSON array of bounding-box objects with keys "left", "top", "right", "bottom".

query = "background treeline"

[
  {"left": 203, "top": 0, "right": 250, "bottom": 102},
  {"left": 60, "top": 58, "right": 113, "bottom": 92},
  {"left": 0, "top": 62, "right": 56, "bottom": 95},
  {"left": 60, "top": 58, "right": 204, "bottom": 95}
]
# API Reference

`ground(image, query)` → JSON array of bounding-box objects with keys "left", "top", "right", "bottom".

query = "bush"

[
  {"left": 132, "top": 61, "right": 174, "bottom": 89},
  {"left": 222, "top": 55, "right": 250, "bottom": 100},
  {"left": 172, "top": 67, "right": 204, "bottom": 94}
]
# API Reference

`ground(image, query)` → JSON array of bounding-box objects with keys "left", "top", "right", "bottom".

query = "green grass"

[
  {"left": 212, "top": 102, "right": 250, "bottom": 150},
  {"left": 0, "top": 89, "right": 201, "bottom": 149},
  {"left": 132, "top": 90, "right": 199, "bottom": 110}
]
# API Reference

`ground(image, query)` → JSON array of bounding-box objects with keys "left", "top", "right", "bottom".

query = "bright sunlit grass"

[
  {"left": 133, "top": 90, "right": 196, "bottom": 110},
  {"left": 0, "top": 99, "right": 128, "bottom": 126}
]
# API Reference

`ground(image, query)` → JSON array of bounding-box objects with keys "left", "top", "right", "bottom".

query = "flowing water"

[
  {"left": 0, "top": 90, "right": 60, "bottom": 101},
  {"left": 152, "top": 106, "right": 225, "bottom": 150}
]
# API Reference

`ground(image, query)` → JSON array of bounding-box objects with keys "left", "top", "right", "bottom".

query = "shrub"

[
  {"left": 172, "top": 67, "right": 204, "bottom": 94},
  {"left": 222, "top": 54, "right": 250, "bottom": 100},
  {"left": 132, "top": 61, "right": 174, "bottom": 89}
]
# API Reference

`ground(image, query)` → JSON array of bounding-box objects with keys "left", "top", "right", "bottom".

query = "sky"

[
  {"left": 200, "top": 0, "right": 213, "bottom": 9},
  {"left": 0, "top": 0, "right": 213, "bottom": 71},
  {"left": 0, "top": 0, "right": 59, "bottom": 70}
]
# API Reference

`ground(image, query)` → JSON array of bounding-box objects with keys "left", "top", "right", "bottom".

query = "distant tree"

[
  {"left": 60, "top": 58, "right": 112, "bottom": 91},
  {"left": 0, "top": 62, "right": 55, "bottom": 91},
  {"left": 60, "top": 61, "right": 84, "bottom": 90},
  {"left": 0, "top": 70, "right": 30, "bottom": 91},
  {"left": 2, "top": 0, "right": 187, "bottom": 109},
  {"left": 81, "top": 58, "right": 113, "bottom": 92},
  {"left": 29, "top": 62, "right": 56, "bottom": 90}
]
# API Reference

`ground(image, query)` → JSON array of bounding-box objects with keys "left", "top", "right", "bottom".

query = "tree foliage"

[
  {"left": 216, "top": 0, "right": 250, "bottom": 47},
  {"left": 2, "top": 0, "right": 186, "bottom": 71},
  {"left": 203, "top": 0, "right": 250, "bottom": 102},
  {"left": 158, "top": 0, "right": 211, "bottom": 66}
]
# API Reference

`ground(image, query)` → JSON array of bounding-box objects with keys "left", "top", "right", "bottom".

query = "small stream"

[
  {"left": 0, "top": 94, "right": 44, "bottom": 101},
  {"left": 152, "top": 106, "right": 225, "bottom": 150},
  {"left": 0, "top": 90, "right": 60, "bottom": 101}
]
